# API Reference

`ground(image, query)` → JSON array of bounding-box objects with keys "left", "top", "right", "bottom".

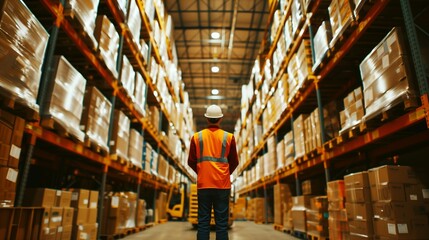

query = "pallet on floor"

[
  {"left": 307, "top": 232, "right": 329, "bottom": 240},
  {"left": 292, "top": 230, "right": 307, "bottom": 239}
]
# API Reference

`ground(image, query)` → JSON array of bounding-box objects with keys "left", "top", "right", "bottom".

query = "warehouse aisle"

[{"left": 123, "top": 221, "right": 299, "bottom": 240}]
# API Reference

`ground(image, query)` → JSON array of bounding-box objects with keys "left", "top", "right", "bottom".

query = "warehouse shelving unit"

[
  {"left": 236, "top": 0, "right": 429, "bottom": 199},
  {"left": 1, "top": 0, "right": 196, "bottom": 238}
]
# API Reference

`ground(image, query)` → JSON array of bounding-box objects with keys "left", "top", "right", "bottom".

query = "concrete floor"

[{"left": 123, "top": 221, "right": 299, "bottom": 240}]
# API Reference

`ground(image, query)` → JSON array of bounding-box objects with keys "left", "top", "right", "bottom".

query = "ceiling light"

[
  {"left": 211, "top": 89, "right": 219, "bottom": 95},
  {"left": 211, "top": 66, "right": 220, "bottom": 73},
  {"left": 211, "top": 31, "right": 220, "bottom": 39}
]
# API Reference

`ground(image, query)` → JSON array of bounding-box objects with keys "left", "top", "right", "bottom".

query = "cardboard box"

[
  {"left": 88, "top": 190, "right": 99, "bottom": 208},
  {"left": 302, "top": 179, "right": 325, "bottom": 195},
  {"left": 373, "top": 202, "right": 408, "bottom": 220},
  {"left": 292, "top": 195, "right": 312, "bottom": 209},
  {"left": 74, "top": 208, "right": 89, "bottom": 225},
  {"left": 71, "top": 189, "right": 90, "bottom": 208},
  {"left": 373, "top": 218, "right": 412, "bottom": 239},
  {"left": 40, "top": 227, "right": 57, "bottom": 240},
  {"left": 88, "top": 208, "right": 97, "bottom": 224},
  {"left": 327, "top": 180, "right": 345, "bottom": 201},
  {"left": 371, "top": 183, "right": 405, "bottom": 202},
  {"left": 345, "top": 202, "right": 373, "bottom": 221},
  {"left": 328, "top": 209, "right": 348, "bottom": 221},
  {"left": 0, "top": 167, "right": 18, "bottom": 199},
  {"left": 55, "top": 190, "right": 72, "bottom": 207},
  {"left": 57, "top": 225, "right": 72, "bottom": 240},
  {"left": 348, "top": 219, "right": 374, "bottom": 237},
  {"left": 291, "top": 209, "right": 306, "bottom": 232},
  {"left": 62, "top": 207, "right": 74, "bottom": 226},
  {"left": 404, "top": 184, "right": 424, "bottom": 202},
  {"left": 368, "top": 165, "right": 418, "bottom": 186},
  {"left": 328, "top": 200, "right": 346, "bottom": 211},
  {"left": 345, "top": 171, "right": 370, "bottom": 188},
  {"left": 49, "top": 207, "right": 63, "bottom": 228},
  {"left": 310, "top": 196, "right": 328, "bottom": 211},
  {"left": 72, "top": 224, "right": 89, "bottom": 240},
  {"left": 24, "top": 188, "right": 56, "bottom": 207},
  {"left": 346, "top": 187, "right": 371, "bottom": 203}
]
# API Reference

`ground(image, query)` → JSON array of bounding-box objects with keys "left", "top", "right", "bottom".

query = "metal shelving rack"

[
  {"left": 236, "top": 0, "right": 429, "bottom": 198},
  {"left": 11, "top": 0, "right": 195, "bottom": 237}
]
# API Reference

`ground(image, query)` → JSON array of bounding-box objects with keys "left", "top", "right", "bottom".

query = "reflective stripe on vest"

[{"left": 197, "top": 131, "right": 229, "bottom": 163}]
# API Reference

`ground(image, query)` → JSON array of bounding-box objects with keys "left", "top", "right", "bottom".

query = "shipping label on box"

[{"left": 71, "top": 189, "right": 90, "bottom": 208}]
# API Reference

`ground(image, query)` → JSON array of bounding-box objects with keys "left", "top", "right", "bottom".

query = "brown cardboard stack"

[
  {"left": 133, "top": 72, "right": 147, "bottom": 116},
  {"left": 368, "top": 165, "right": 429, "bottom": 239},
  {"left": 64, "top": 0, "right": 99, "bottom": 49},
  {"left": 291, "top": 196, "right": 312, "bottom": 232},
  {"left": 340, "top": 87, "right": 364, "bottom": 133},
  {"left": 328, "top": 0, "right": 354, "bottom": 48},
  {"left": 328, "top": 180, "right": 349, "bottom": 240},
  {"left": 233, "top": 197, "right": 247, "bottom": 220},
  {"left": 276, "top": 138, "right": 285, "bottom": 170},
  {"left": 312, "top": 21, "right": 332, "bottom": 71},
  {"left": 344, "top": 171, "right": 374, "bottom": 239},
  {"left": 127, "top": 0, "right": 141, "bottom": 46},
  {"left": 265, "top": 136, "right": 277, "bottom": 177},
  {"left": 136, "top": 199, "right": 147, "bottom": 227},
  {"left": 148, "top": 106, "right": 160, "bottom": 132},
  {"left": 284, "top": 131, "right": 295, "bottom": 166},
  {"left": 360, "top": 27, "right": 417, "bottom": 121},
  {"left": 128, "top": 129, "right": 143, "bottom": 169},
  {"left": 0, "top": 167, "right": 18, "bottom": 207},
  {"left": 143, "top": 143, "right": 153, "bottom": 174},
  {"left": 110, "top": 110, "right": 130, "bottom": 162},
  {"left": 23, "top": 188, "right": 76, "bottom": 240},
  {"left": 102, "top": 193, "right": 129, "bottom": 236},
  {"left": 0, "top": 0, "right": 49, "bottom": 110},
  {"left": 81, "top": 86, "right": 112, "bottom": 153},
  {"left": 94, "top": 15, "right": 119, "bottom": 78},
  {"left": 71, "top": 189, "right": 98, "bottom": 240},
  {"left": 274, "top": 184, "right": 293, "bottom": 228},
  {"left": 155, "top": 192, "right": 168, "bottom": 222},
  {"left": 121, "top": 56, "right": 135, "bottom": 98},
  {"left": 124, "top": 192, "right": 137, "bottom": 229},
  {"left": 293, "top": 114, "right": 308, "bottom": 159},
  {"left": 46, "top": 56, "right": 87, "bottom": 142},
  {"left": 246, "top": 198, "right": 255, "bottom": 221},
  {"left": 291, "top": 0, "right": 304, "bottom": 37},
  {"left": 307, "top": 196, "right": 329, "bottom": 238},
  {"left": 296, "top": 40, "right": 313, "bottom": 89},
  {"left": 304, "top": 108, "right": 322, "bottom": 153},
  {"left": 323, "top": 100, "right": 341, "bottom": 140},
  {"left": 254, "top": 197, "right": 273, "bottom": 223}
]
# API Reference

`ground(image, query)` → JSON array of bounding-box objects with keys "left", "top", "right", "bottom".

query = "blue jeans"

[{"left": 197, "top": 188, "right": 230, "bottom": 240}]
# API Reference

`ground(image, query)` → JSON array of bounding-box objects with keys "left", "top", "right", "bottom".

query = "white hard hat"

[{"left": 204, "top": 105, "right": 223, "bottom": 118}]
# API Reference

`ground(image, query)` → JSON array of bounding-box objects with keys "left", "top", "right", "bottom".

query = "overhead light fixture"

[
  {"left": 211, "top": 31, "right": 221, "bottom": 39},
  {"left": 211, "top": 89, "right": 219, "bottom": 95},
  {"left": 211, "top": 66, "right": 220, "bottom": 73}
]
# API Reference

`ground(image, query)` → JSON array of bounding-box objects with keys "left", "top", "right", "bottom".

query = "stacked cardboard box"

[
  {"left": 127, "top": 0, "right": 141, "bottom": 47},
  {"left": 46, "top": 56, "right": 87, "bottom": 142},
  {"left": 71, "top": 189, "right": 99, "bottom": 240},
  {"left": 293, "top": 114, "right": 308, "bottom": 159},
  {"left": 64, "top": 0, "right": 99, "bottom": 48},
  {"left": 328, "top": 0, "right": 354, "bottom": 48},
  {"left": 360, "top": 28, "right": 417, "bottom": 120},
  {"left": 312, "top": 21, "right": 333, "bottom": 71},
  {"left": 254, "top": 197, "right": 273, "bottom": 223},
  {"left": 23, "top": 188, "right": 78, "bottom": 240},
  {"left": 81, "top": 86, "right": 112, "bottom": 153},
  {"left": 328, "top": 180, "right": 349, "bottom": 240},
  {"left": 291, "top": 0, "right": 305, "bottom": 37},
  {"left": 233, "top": 197, "right": 247, "bottom": 220},
  {"left": 246, "top": 198, "right": 255, "bottom": 221},
  {"left": 265, "top": 136, "right": 277, "bottom": 177},
  {"left": 307, "top": 196, "right": 329, "bottom": 238},
  {"left": 136, "top": 199, "right": 147, "bottom": 227},
  {"left": 284, "top": 17, "right": 293, "bottom": 53},
  {"left": 304, "top": 108, "right": 322, "bottom": 153},
  {"left": 0, "top": 0, "right": 49, "bottom": 110},
  {"left": 148, "top": 106, "right": 160, "bottom": 132},
  {"left": 102, "top": 193, "right": 129, "bottom": 236},
  {"left": 291, "top": 196, "right": 312, "bottom": 233},
  {"left": 128, "top": 129, "right": 143, "bottom": 169},
  {"left": 302, "top": 179, "right": 326, "bottom": 196},
  {"left": 339, "top": 86, "right": 365, "bottom": 133},
  {"left": 155, "top": 192, "right": 168, "bottom": 222},
  {"left": 296, "top": 40, "right": 313, "bottom": 89},
  {"left": 110, "top": 110, "right": 130, "bottom": 162},
  {"left": 274, "top": 184, "right": 293, "bottom": 227},
  {"left": 323, "top": 100, "right": 341, "bottom": 140},
  {"left": 143, "top": 143, "right": 153, "bottom": 174},
  {"left": 94, "top": 15, "right": 119, "bottom": 78},
  {"left": 284, "top": 131, "right": 295, "bottom": 166},
  {"left": 368, "top": 165, "right": 429, "bottom": 239},
  {"left": 0, "top": 111, "right": 21, "bottom": 206},
  {"left": 287, "top": 53, "right": 299, "bottom": 103},
  {"left": 344, "top": 171, "right": 374, "bottom": 239},
  {"left": 276, "top": 138, "right": 285, "bottom": 170},
  {"left": 121, "top": 56, "right": 135, "bottom": 98},
  {"left": 270, "top": 10, "right": 282, "bottom": 43},
  {"left": 124, "top": 192, "right": 137, "bottom": 229}
]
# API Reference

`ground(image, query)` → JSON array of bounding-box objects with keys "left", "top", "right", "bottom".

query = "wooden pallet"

[
  {"left": 307, "top": 232, "right": 329, "bottom": 240},
  {"left": 0, "top": 91, "right": 39, "bottom": 122},
  {"left": 41, "top": 117, "right": 83, "bottom": 143},
  {"left": 110, "top": 153, "right": 129, "bottom": 166},
  {"left": 292, "top": 230, "right": 307, "bottom": 239},
  {"left": 83, "top": 136, "right": 109, "bottom": 156}
]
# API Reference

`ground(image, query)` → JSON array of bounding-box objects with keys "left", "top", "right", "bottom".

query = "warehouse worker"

[{"left": 188, "top": 104, "right": 239, "bottom": 240}]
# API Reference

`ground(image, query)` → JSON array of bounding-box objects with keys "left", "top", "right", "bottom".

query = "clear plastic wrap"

[
  {"left": 312, "top": 21, "right": 332, "bottom": 71},
  {"left": 48, "top": 56, "right": 86, "bottom": 142},
  {"left": 121, "top": 56, "right": 135, "bottom": 97},
  {"left": 133, "top": 72, "right": 147, "bottom": 116},
  {"left": 127, "top": 0, "right": 142, "bottom": 45},
  {"left": 0, "top": 0, "right": 49, "bottom": 110},
  {"left": 64, "top": 0, "right": 99, "bottom": 48},
  {"left": 128, "top": 129, "right": 143, "bottom": 169},
  {"left": 94, "top": 15, "right": 119, "bottom": 78},
  {"left": 111, "top": 110, "right": 130, "bottom": 161}
]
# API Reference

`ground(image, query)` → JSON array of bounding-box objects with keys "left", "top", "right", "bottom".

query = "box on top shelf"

[
  {"left": 45, "top": 56, "right": 86, "bottom": 142},
  {"left": 64, "top": 0, "right": 99, "bottom": 49},
  {"left": 0, "top": 110, "right": 25, "bottom": 169},
  {"left": 328, "top": 0, "right": 354, "bottom": 48},
  {"left": 312, "top": 21, "right": 333, "bottom": 72},
  {"left": 339, "top": 86, "right": 365, "bottom": 133},
  {"left": 121, "top": 56, "right": 135, "bottom": 98},
  {"left": 327, "top": 180, "right": 346, "bottom": 201},
  {"left": 94, "top": 15, "right": 119, "bottom": 79},
  {"left": 127, "top": 0, "right": 141, "bottom": 47},
  {"left": 110, "top": 110, "right": 130, "bottom": 162},
  {"left": 0, "top": 0, "right": 49, "bottom": 111},
  {"left": 81, "top": 86, "right": 112, "bottom": 153},
  {"left": 368, "top": 165, "right": 418, "bottom": 186},
  {"left": 291, "top": 0, "right": 305, "bottom": 37}
]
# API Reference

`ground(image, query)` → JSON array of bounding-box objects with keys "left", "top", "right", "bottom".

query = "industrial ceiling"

[{"left": 166, "top": 0, "right": 271, "bottom": 133}]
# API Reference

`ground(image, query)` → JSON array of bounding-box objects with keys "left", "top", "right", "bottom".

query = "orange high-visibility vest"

[{"left": 193, "top": 128, "right": 233, "bottom": 189}]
